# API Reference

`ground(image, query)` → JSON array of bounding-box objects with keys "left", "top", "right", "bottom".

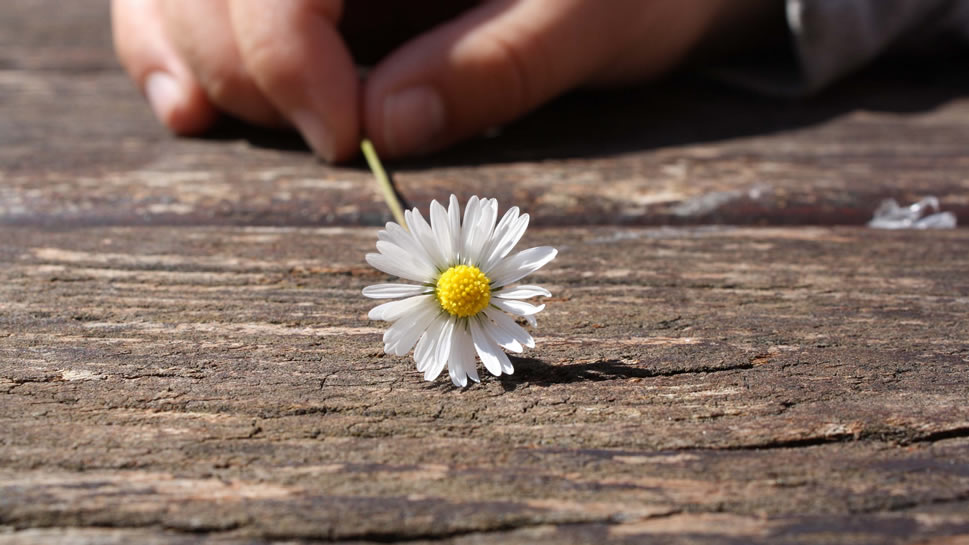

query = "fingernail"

[
  {"left": 145, "top": 71, "right": 181, "bottom": 125},
  {"left": 290, "top": 109, "right": 336, "bottom": 162},
  {"left": 383, "top": 85, "right": 445, "bottom": 156}
]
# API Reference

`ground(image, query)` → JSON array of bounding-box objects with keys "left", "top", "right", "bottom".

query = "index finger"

[{"left": 228, "top": 0, "right": 359, "bottom": 162}]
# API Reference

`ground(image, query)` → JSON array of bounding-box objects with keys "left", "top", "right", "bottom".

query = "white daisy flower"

[{"left": 362, "top": 195, "right": 557, "bottom": 387}]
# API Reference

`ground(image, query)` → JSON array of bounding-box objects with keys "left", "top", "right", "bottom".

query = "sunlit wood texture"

[{"left": 1, "top": 1, "right": 968, "bottom": 543}]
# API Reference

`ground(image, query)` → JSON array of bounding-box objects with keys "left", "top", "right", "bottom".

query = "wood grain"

[
  {"left": 2, "top": 0, "right": 969, "bottom": 543},
  {"left": 2, "top": 226, "right": 968, "bottom": 544}
]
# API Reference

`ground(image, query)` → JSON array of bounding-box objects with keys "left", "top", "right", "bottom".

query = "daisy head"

[{"left": 362, "top": 195, "right": 557, "bottom": 387}]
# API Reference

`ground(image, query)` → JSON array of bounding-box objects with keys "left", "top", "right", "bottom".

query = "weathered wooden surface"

[
  {"left": 3, "top": 0, "right": 969, "bottom": 543},
  {"left": 1, "top": 226, "right": 969, "bottom": 544}
]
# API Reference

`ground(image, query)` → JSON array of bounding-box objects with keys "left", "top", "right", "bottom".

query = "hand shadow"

[{"left": 208, "top": 54, "right": 969, "bottom": 167}]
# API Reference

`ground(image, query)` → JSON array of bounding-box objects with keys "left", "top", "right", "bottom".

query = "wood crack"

[{"left": 908, "top": 426, "right": 969, "bottom": 444}]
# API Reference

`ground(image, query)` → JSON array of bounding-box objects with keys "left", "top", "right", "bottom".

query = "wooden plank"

[
  {"left": 2, "top": 2, "right": 969, "bottom": 228},
  {"left": 1, "top": 225, "right": 968, "bottom": 543},
  {"left": 3, "top": 1, "right": 969, "bottom": 543}
]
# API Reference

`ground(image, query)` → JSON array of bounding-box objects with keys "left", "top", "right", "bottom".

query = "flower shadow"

[
  {"left": 497, "top": 356, "right": 667, "bottom": 391},
  {"left": 416, "top": 357, "right": 667, "bottom": 392},
  {"left": 418, "top": 353, "right": 749, "bottom": 391}
]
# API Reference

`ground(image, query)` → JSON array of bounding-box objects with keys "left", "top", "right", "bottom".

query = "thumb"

[{"left": 363, "top": 0, "right": 628, "bottom": 158}]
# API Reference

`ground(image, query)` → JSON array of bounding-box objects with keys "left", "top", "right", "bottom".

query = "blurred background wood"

[{"left": 2, "top": 1, "right": 969, "bottom": 228}]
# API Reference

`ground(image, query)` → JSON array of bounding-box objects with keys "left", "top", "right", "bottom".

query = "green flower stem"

[{"left": 361, "top": 139, "right": 406, "bottom": 228}]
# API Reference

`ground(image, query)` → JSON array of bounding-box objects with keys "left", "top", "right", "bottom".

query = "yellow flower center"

[{"left": 435, "top": 265, "right": 491, "bottom": 317}]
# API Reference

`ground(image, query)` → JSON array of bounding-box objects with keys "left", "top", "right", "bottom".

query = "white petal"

[
  {"left": 406, "top": 208, "right": 447, "bottom": 270},
  {"left": 466, "top": 198, "right": 498, "bottom": 265},
  {"left": 362, "top": 283, "right": 430, "bottom": 299},
  {"left": 466, "top": 360, "right": 480, "bottom": 383},
  {"left": 481, "top": 213, "right": 530, "bottom": 273},
  {"left": 383, "top": 302, "right": 440, "bottom": 356},
  {"left": 381, "top": 222, "right": 435, "bottom": 271},
  {"left": 447, "top": 195, "right": 462, "bottom": 262},
  {"left": 478, "top": 319, "right": 516, "bottom": 374},
  {"left": 430, "top": 199, "right": 454, "bottom": 264},
  {"left": 414, "top": 331, "right": 432, "bottom": 372},
  {"left": 497, "top": 337, "right": 522, "bottom": 353},
  {"left": 493, "top": 298, "right": 545, "bottom": 317},
  {"left": 375, "top": 240, "right": 437, "bottom": 280},
  {"left": 495, "top": 285, "right": 552, "bottom": 299},
  {"left": 414, "top": 316, "right": 447, "bottom": 373},
  {"left": 478, "top": 206, "right": 518, "bottom": 266},
  {"left": 368, "top": 295, "right": 433, "bottom": 322},
  {"left": 484, "top": 306, "right": 535, "bottom": 349},
  {"left": 365, "top": 253, "right": 428, "bottom": 283},
  {"left": 480, "top": 310, "right": 522, "bottom": 353},
  {"left": 488, "top": 246, "right": 557, "bottom": 288},
  {"left": 458, "top": 196, "right": 481, "bottom": 261},
  {"left": 524, "top": 314, "right": 537, "bottom": 327},
  {"left": 424, "top": 317, "right": 455, "bottom": 381},
  {"left": 448, "top": 326, "right": 475, "bottom": 387},
  {"left": 470, "top": 317, "right": 506, "bottom": 376},
  {"left": 460, "top": 326, "right": 480, "bottom": 384},
  {"left": 448, "top": 364, "right": 466, "bottom": 387}
]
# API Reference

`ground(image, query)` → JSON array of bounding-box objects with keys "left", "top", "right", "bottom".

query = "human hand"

[{"left": 112, "top": 0, "right": 774, "bottom": 162}]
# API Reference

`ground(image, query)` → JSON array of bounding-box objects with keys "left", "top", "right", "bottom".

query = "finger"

[
  {"left": 363, "top": 0, "right": 683, "bottom": 158},
  {"left": 362, "top": 0, "right": 611, "bottom": 158},
  {"left": 111, "top": 0, "right": 217, "bottom": 134},
  {"left": 158, "top": 0, "right": 286, "bottom": 127},
  {"left": 228, "top": 0, "right": 359, "bottom": 162}
]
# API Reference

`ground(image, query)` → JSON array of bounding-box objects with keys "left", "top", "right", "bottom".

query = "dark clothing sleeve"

[{"left": 716, "top": 0, "right": 969, "bottom": 96}]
